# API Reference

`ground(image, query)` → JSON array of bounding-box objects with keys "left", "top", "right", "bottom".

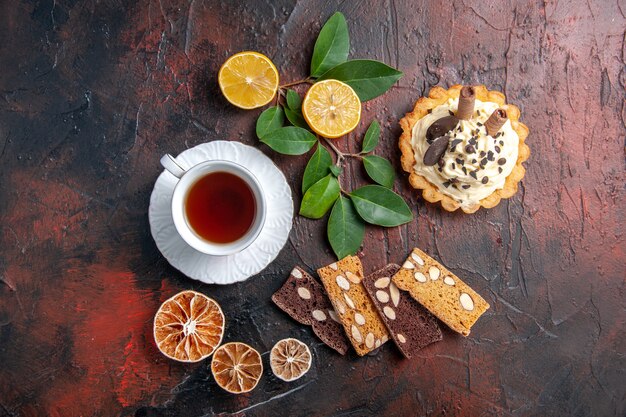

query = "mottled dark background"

[{"left": 0, "top": 0, "right": 624, "bottom": 416}]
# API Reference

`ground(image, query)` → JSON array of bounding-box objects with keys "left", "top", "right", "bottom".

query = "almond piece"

[
  {"left": 351, "top": 325, "right": 363, "bottom": 343},
  {"left": 311, "top": 310, "right": 327, "bottom": 321},
  {"left": 383, "top": 306, "right": 396, "bottom": 320},
  {"left": 291, "top": 268, "right": 303, "bottom": 279},
  {"left": 389, "top": 282, "right": 400, "bottom": 307},
  {"left": 343, "top": 293, "right": 355, "bottom": 309},
  {"left": 460, "top": 293, "right": 474, "bottom": 311},
  {"left": 376, "top": 290, "right": 389, "bottom": 303},
  {"left": 336, "top": 275, "right": 350, "bottom": 291},
  {"left": 414, "top": 272, "right": 427, "bottom": 283},
  {"left": 365, "top": 333, "right": 375, "bottom": 349},
  {"left": 411, "top": 253, "right": 425, "bottom": 265},
  {"left": 345, "top": 271, "right": 361, "bottom": 284},
  {"left": 402, "top": 261, "right": 415, "bottom": 269},
  {"left": 428, "top": 266, "right": 440, "bottom": 281},
  {"left": 297, "top": 287, "right": 311, "bottom": 300},
  {"left": 444, "top": 276, "right": 455, "bottom": 286},
  {"left": 354, "top": 313, "right": 366, "bottom": 326},
  {"left": 374, "top": 277, "right": 390, "bottom": 288}
]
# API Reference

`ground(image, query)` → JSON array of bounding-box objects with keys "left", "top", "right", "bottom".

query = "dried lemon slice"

[
  {"left": 218, "top": 51, "right": 279, "bottom": 109},
  {"left": 153, "top": 290, "right": 225, "bottom": 363},
  {"left": 270, "top": 338, "right": 312, "bottom": 382},
  {"left": 211, "top": 342, "right": 263, "bottom": 393},
  {"left": 302, "top": 79, "right": 361, "bottom": 138}
]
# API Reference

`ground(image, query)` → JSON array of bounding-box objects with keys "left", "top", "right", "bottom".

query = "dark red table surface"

[{"left": 1, "top": 1, "right": 624, "bottom": 416}]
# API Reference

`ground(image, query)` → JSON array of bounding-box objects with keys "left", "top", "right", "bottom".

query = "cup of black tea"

[{"left": 160, "top": 154, "right": 266, "bottom": 256}]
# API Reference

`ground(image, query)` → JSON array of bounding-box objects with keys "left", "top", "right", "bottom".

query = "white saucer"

[{"left": 148, "top": 141, "right": 293, "bottom": 284}]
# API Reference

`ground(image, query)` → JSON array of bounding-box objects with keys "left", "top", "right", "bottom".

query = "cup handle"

[{"left": 160, "top": 154, "right": 187, "bottom": 178}]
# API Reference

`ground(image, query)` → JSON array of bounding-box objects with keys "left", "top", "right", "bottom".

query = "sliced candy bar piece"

[
  {"left": 393, "top": 248, "right": 490, "bottom": 336},
  {"left": 362, "top": 264, "right": 442, "bottom": 358},
  {"left": 317, "top": 256, "right": 389, "bottom": 356},
  {"left": 272, "top": 266, "right": 350, "bottom": 355}
]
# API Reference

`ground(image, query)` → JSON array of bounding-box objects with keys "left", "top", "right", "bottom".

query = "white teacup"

[{"left": 160, "top": 154, "right": 267, "bottom": 256}]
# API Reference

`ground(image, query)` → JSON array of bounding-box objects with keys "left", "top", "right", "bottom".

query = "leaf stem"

[
  {"left": 279, "top": 78, "right": 314, "bottom": 89},
  {"left": 323, "top": 137, "right": 362, "bottom": 161},
  {"left": 323, "top": 137, "right": 344, "bottom": 163}
]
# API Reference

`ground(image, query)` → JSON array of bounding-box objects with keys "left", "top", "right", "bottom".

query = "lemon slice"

[
  {"left": 211, "top": 342, "right": 263, "bottom": 393},
  {"left": 218, "top": 51, "right": 279, "bottom": 109},
  {"left": 270, "top": 338, "right": 312, "bottom": 382},
  {"left": 153, "top": 290, "right": 225, "bottom": 363},
  {"left": 302, "top": 79, "right": 361, "bottom": 138}
]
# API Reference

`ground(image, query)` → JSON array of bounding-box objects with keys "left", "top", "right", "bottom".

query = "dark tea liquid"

[{"left": 184, "top": 171, "right": 256, "bottom": 244}]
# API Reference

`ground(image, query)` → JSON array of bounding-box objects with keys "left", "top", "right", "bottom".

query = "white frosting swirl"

[{"left": 411, "top": 98, "right": 519, "bottom": 208}]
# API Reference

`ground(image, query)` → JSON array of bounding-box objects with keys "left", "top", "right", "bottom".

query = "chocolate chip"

[
  {"left": 499, "top": 140, "right": 504, "bottom": 146},
  {"left": 495, "top": 132, "right": 502, "bottom": 138},
  {"left": 450, "top": 138, "right": 462, "bottom": 151},
  {"left": 465, "top": 145, "right": 475, "bottom": 153},
  {"left": 451, "top": 163, "right": 456, "bottom": 170},
  {"left": 442, "top": 181, "right": 451, "bottom": 188},
  {"left": 495, "top": 145, "right": 501, "bottom": 153},
  {"left": 480, "top": 157, "right": 488, "bottom": 166},
  {"left": 479, "top": 151, "right": 486, "bottom": 157},
  {"left": 427, "top": 108, "right": 432, "bottom": 114},
  {"left": 498, "top": 158, "right": 506, "bottom": 165},
  {"left": 462, "top": 184, "right": 471, "bottom": 189},
  {"left": 423, "top": 135, "right": 450, "bottom": 166},
  {"left": 470, "top": 171, "right": 478, "bottom": 179},
  {"left": 477, "top": 122, "right": 483, "bottom": 126},
  {"left": 449, "top": 177, "right": 459, "bottom": 184},
  {"left": 426, "top": 116, "right": 459, "bottom": 142},
  {"left": 471, "top": 159, "right": 477, "bottom": 164},
  {"left": 438, "top": 159, "right": 445, "bottom": 168},
  {"left": 487, "top": 151, "right": 495, "bottom": 161},
  {"left": 498, "top": 167, "right": 503, "bottom": 173},
  {"left": 455, "top": 157, "right": 463, "bottom": 164},
  {"left": 481, "top": 176, "right": 489, "bottom": 184},
  {"left": 462, "top": 167, "right": 467, "bottom": 175},
  {"left": 448, "top": 110, "right": 454, "bottom": 116}
]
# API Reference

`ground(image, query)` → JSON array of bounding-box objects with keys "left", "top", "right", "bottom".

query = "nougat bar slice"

[
  {"left": 272, "top": 266, "right": 350, "bottom": 355},
  {"left": 362, "top": 264, "right": 442, "bottom": 358},
  {"left": 317, "top": 256, "right": 389, "bottom": 356},
  {"left": 392, "top": 248, "right": 490, "bottom": 336}
]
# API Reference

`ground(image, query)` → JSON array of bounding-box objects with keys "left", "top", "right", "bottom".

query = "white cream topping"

[{"left": 411, "top": 98, "right": 519, "bottom": 208}]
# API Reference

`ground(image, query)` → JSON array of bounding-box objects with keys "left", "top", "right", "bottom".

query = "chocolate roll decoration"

[
  {"left": 456, "top": 86, "right": 476, "bottom": 120},
  {"left": 485, "top": 108, "right": 508, "bottom": 136}
]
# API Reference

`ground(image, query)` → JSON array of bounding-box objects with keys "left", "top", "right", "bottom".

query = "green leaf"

[
  {"left": 300, "top": 175, "right": 340, "bottom": 219},
  {"left": 328, "top": 196, "right": 365, "bottom": 259},
  {"left": 350, "top": 185, "right": 413, "bottom": 227},
  {"left": 329, "top": 165, "right": 342, "bottom": 177},
  {"left": 302, "top": 144, "right": 333, "bottom": 193},
  {"left": 286, "top": 89, "right": 302, "bottom": 110},
  {"left": 318, "top": 60, "right": 403, "bottom": 101},
  {"left": 284, "top": 107, "right": 309, "bottom": 129},
  {"left": 256, "top": 106, "right": 284, "bottom": 139},
  {"left": 260, "top": 127, "right": 317, "bottom": 155},
  {"left": 362, "top": 155, "right": 395, "bottom": 188},
  {"left": 310, "top": 12, "right": 350, "bottom": 78},
  {"left": 361, "top": 120, "right": 380, "bottom": 153}
]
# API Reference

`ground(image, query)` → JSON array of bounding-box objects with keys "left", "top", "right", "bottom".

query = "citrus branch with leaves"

[{"left": 221, "top": 12, "right": 413, "bottom": 259}]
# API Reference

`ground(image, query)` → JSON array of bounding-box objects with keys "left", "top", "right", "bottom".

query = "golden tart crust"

[{"left": 399, "top": 85, "right": 530, "bottom": 213}]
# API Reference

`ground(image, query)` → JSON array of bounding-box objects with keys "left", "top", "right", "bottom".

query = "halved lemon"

[
  {"left": 270, "top": 338, "right": 312, "bottom": 382},
  {"left": 211, "top": 342, "right": 263, "bottom": 394},
  {"left": 302, "top": 79, "right": 361, "bottom": 138},
  {"left": 153, "top": 290, "right": 225, "bottom": 363},
  {"left": 218, "top": 51, "right": 279, "bottom": 109}
]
